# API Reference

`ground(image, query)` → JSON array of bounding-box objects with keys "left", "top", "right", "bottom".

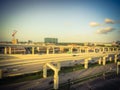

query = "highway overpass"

[
  {"left": 0, "top": 44, "right": 120, "bottom": 89},
  {"left": 0, "top": 51, "right": 120, "bottom": 89}
]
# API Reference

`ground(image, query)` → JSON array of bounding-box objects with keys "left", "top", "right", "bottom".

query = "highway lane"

[
  {"left": 3, "top": 60, "right": 84, "bottom": 77},
  {"left": 0, "top": 52, "right": 117, "bottom": 67}
]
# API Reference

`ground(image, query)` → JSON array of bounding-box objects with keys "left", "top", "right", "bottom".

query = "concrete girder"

[{"left": 46, "top": 63, "right": 59, "bottom": 71}]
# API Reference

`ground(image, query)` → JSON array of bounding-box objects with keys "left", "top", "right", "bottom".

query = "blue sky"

[{"left": 0, "top": 0, "right": 120, "bottom": 42}]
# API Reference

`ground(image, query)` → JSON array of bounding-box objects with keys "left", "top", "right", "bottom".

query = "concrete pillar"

[
  {"left": 103, "top": 56, "right": 107, "bottom": 65},
  {"left": 114, "top": 55, "right": 118, "bottom": 63},
  {"left": 60, "top": 47, "right": 64, "bottom": 53},
  {"left": 4, "top": 47, "right": 7, "bottom": 54},
  {"left": 54, "top": 70, "right": 59, "bottom": 90},
  {"left": 84, "top": 59, "right": 88, "bottom": 69},
  {"left": 37, "top": 47, "right": 40, "bottom": 52},
  {"left": 43, "top": 64, "right": 47, "bottom": 78},
  {"left": 53, "top": 47, "right": 55, "bottom": 54},
  {"left": 69, "top": 47, "right": 73, "bottom": 53},
  {"left": 109, "top": 48, "right": 112, "bottom": 52},
  {"left": 100, "top": 48, "right": 102, "bottom": 52},
  {"left": 103, "top": 47, "right": 105, "bottom": 52},
  {"left": 8, "top": 47, "right": 11, "bottom": 54},
  {"left": 98, "top": 58, "right": 102, "bottom": 65},
  {"left": 57, "top": 62, "right": 61, "bottom": 70},
  {"left": 32, "top": 47, "right": 34, "bottom": 54},
  {"left": 47, "top": 48, "right": 49, "bottom": 54},
  {"left": 0, "top": 69, "right": 2, "bottom": 79},
  {"left": 117, "top": 62, "right": 120, "bottom": 75},
  {"left": 46, "top": 63, "right": 60, "bottom": 90}
]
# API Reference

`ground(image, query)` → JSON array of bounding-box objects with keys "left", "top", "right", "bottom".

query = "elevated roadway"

[
  {"left": 0, "top": 51, "right": 119, "bottom": 77},
  {"left": 0, "top": 50, "right": 120, "bottom": 90}
]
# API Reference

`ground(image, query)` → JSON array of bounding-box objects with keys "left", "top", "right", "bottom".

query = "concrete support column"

[
  {"left": 114, "top": 55, "right": 118, "bottom": 63},
  {"left": 37, "top": 47, "right": 40, "bottom": 52},
  {"left": 0, "top": 69, "right": 2, "bottom": 79},
  {"left": 69, "top": 47, "right": 73, "bottom": 53},
  {"left": 98, "top": 58, "right": 102, "bottom": 65},
  {"left": 46, "top": 63, "right": 60, "bottom": 90},
  {"left": 47, "top": 48, "right": 49, "bottom": 54},
  {"left": 107, "top": 48, "right": 109, "bottom": 52},
  {"left": 60, "top": 47, "right": 64, "bottom": 53},
  {"left": 43, "top": 64, "right": 47, "bottom": 78},
  {"left": 57, "top": 62, "right": 61, "bottom": 70},
  {"left": 109, "top": 48, "right": 112, "bottom": 52},
  {"left": 100, "top": 48, "right": 102, "bottom": 52},
  {"left": 32, "top": 47, "right": 34, "bottom": 54},
  {"left": 54, "top": 70, "right": 59, "bottom": 90},
  {"left": 103, "top": 56, "right": 107, "bottom": 65},
  {"left": 117, "top": 62, "right": 120, "bottom": 75},
  {"left": 4, "top": 47, "right": 7, "bottom": 54},
  {"left": 101, "top": 48, "right": 103, "bottom": 52},
  {"left": 103, "top": 48, "right": 105, "bottom": 52},
  {"left": 53, "top": 47, "right": 55, "bottom": 54},
  {"left": 8, "top": 47, "right": 11, "bottom": 54},
  {"left": 84, "top": 58, "right": 89, "bottom": 69}
]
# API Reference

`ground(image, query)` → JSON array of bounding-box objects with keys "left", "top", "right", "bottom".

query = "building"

[{"left": 44, "top": 38, "right": 58, "bottom": 44}]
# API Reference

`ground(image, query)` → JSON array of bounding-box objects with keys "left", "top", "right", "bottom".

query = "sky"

[{"left": 0, "top": 0, "right": 120, "bottom": 42}]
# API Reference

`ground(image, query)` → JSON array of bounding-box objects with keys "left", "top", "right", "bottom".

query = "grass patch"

[{"left": 60, "top": 64, "right": 84, "bottom": 73}]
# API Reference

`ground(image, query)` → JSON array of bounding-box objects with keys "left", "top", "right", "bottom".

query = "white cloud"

[
  {"left": 96, "top": 27, "right": 115, "bottom": 34},
  {"left": 105, "top": 18, "right": 114, "bottom": 24},
  {"left": 89, "top": 22, "right": 100, "bottom": 27}
]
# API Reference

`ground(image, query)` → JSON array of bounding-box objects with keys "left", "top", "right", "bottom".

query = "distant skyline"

[{"left": 0, "top": 0, "right": 120, "bottom": 42}]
